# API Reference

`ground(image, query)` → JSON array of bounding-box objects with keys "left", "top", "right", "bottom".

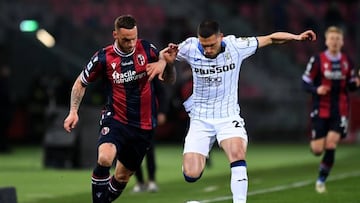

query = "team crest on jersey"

[
  {"left": 137, "top": 54, "right": 146, "bottom": 66},
  {"left": 225, "top": 52, "right": 231, "bottom": 61},
  {"left": 101, "top": 127, "right": 110, "bottom": 135}
]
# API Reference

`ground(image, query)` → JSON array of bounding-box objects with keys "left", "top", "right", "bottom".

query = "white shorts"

[{"left": 183, "top": 115, "right": 248, "bottom": 157}]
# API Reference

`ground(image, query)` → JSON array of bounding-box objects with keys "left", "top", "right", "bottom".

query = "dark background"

[{"left": 1, "top": 0, "right": 360, "bottom": 147}]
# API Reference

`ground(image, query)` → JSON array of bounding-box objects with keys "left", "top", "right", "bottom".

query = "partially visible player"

[
  {"left": 132, "top": 79, "right": 169, "bottom": 193},
  {"left": 150, "top": 20, "right": 316, "bottom": 203},
  {"left": 63, "top": 15, "right": 176, "bottom": 203},
  {"left": 302, "top": 26, "right": 360, "bottom": 193}
]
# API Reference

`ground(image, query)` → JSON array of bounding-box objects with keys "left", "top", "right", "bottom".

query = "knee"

[
  {"left": 97, "top": 153, "right": 114, "bottom": 167},
  {"left": 182, "top": 166, "right": 203, "bottom": 183},
  {"left": 311, "top": 148, "right": 323, "bottom": 156},
  {"left": 113, "top": 171, "right": 130, "bottom": 182},
  {"left": 183, "top": 170, "right": 203, "bottom": 183}
]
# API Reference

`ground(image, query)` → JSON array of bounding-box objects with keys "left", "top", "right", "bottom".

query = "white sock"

[{"left": 231, "top": 166, "right": 248, "bottom": 203}]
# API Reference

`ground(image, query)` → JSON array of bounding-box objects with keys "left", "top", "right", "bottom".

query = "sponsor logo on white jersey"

[{"left": 194, "top": 63, "right": 235, "bottom": 75}]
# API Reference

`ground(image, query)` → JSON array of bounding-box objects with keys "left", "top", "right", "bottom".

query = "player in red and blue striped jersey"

[
  {"left": 302, "top": 26, "right": 360, "bottom": 193},
  {"left": 63, "top": 15, "right": 176, "bottom": 203}
]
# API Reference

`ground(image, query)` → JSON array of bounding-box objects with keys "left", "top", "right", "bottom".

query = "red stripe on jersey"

[
  {"left": 318, "top": 52, "right": 351, "bottom": 117},
  {"left": 82, "top": 39, "right": 159, "bottom": 130},
  {"left": 136, "top": 44, "right": 152, "bottom": 129},
  {"left": 319, "top": 53, "right": 332, "bottom": 117}
]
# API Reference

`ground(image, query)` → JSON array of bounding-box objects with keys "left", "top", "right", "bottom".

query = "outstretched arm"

[
  {"left": 146, "top": 44, "right": 178, "bottom": 83},
  {"left": 63, "top": 75, "right": 86, "bottom": 133},
  {"left": 257, "top": 30, "right": 316, "bottom": 48}
]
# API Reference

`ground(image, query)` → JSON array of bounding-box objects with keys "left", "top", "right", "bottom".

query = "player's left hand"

[
  {"left": 163, "top": 44, "right": 178, "bottom": 64},
  {"left": 146, "top": 45, "right": 178, "bottom": 81},
  {"left": 146, "top": 60, "right": 166, "bottom": 81},
  {"left": 299, "top": 30, "right": 317, "bottom": 41}
]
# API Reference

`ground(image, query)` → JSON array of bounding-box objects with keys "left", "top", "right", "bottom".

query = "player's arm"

[
  {"left": 147, "top": 44, "right": 178, "bottom": 84},
  {"left": 64, "top": 75, "right": 87, "bottom": 133},
  {"left": 347, "top": 63, "right": 360, "bottom": 91},
  {"left": 160, "top": 45, "right": 178, "bottom": 84},
  {"left": 257, "top": 30, "right": 316, "bottom": 48},
  {"left": 302, "top": 55, "right": 330, "bottom": 95}
]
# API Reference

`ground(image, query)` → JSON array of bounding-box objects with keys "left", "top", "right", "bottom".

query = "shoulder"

[
  {"left": 138, "top": 39, "right": 158, "bottom": 50},
  {"left": 306, "top": 53, "right": 321, "bottom": 67},
  {"left": 223, "top": 35, "right": 237, "bottom": 41},
  {"left": 179, "top": 37, "right": 198, "bottom": 48},
  {"left": 224, "top": 35, "right": 257, "bottom": 47}
]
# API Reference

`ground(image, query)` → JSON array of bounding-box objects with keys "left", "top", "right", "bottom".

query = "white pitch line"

[{"left": 198, "top": 171, "right": 360, "bottom": 203}]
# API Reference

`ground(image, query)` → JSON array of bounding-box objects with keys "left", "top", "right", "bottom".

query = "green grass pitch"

[{"left": 0, "top": 142, "right": 359, "bottom": 203}]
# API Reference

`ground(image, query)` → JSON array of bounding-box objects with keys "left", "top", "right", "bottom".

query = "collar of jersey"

[
  {"left": 197, "top": 41, "right": 226, "bottom": 57},
  {"left": 113, "top": 40, "right": 136, "bottom": 57},
  {"left": 325, "top": 50, "right": 341, "bottom": 61}
]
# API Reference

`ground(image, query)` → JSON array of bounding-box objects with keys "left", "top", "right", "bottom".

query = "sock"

[
  {"left": 92, "top": 164, "right": 111, "bottom": 203},
  {"left": 135, "top": 168, "right": 144, "bottom": 184},
  {"left": 146, "top": 147, "right": 156, "bottom": 181},
  {"left": 230, "top": 160, "right": 248, "bottom": 203},
  {"left": 318, "top": 149, "right": 335, "bottom": 182},
  {"left": 183, "top": 171, "right": 203, "bottom": 183},
  {"left": 105, "top": 176, "right": 127, "bottom": 203}
]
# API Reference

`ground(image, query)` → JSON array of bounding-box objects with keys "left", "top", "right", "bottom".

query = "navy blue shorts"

[
  {"left": 310, "top": 115, "right": 348, "bottom": 140},
  {"left": 97, "top": 117, "right": 154, "bottom": 171}
]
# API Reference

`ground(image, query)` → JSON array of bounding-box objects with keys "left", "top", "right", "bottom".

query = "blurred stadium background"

[
  {"left": 0, "top": 0, "right": 360, "bottom": 157},
  {"left": 1, "top": 1, "right": 360, "bottom": 202}
]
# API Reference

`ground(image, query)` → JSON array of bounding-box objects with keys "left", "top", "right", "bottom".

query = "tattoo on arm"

[{"left": 70, "top": 77, "right": 86, "bottom": 112}]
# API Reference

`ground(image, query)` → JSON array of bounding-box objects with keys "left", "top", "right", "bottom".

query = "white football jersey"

[{"left": 178, "top": 35, "right": 258, "bottom": 119}]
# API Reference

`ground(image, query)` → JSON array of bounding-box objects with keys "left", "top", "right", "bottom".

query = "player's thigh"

[
  {"left": 220, "top": 137, "right": 247, "bottom": 162},
  {"left": 310, "top": 116, "right": 328, "bottom": 154},
  {"left": 216, "top": 115, "right": 248, "bottom": 144},
  {"left": 215, "top": 115, "right": 248, "bottom": 162},
  {"left": 183, "top": 152, "right": 206, "bottom": 177},
  {"left": 183, "top": 118, "right": 216, "bottom": 157},
  {"left": 310, "top": 138, "right": 326, "bottom": 155},
  {"left": 325, "top": 130, "right": 341, "bottom": 149},
  {"left": 183, "top": 118, "right": 215, "bottom": 176}
]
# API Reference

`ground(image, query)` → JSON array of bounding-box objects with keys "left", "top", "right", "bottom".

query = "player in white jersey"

[{"left": 148, "top": 20, "right": 316, "bottom": 203}]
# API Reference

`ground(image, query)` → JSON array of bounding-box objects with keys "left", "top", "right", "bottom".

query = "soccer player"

[
  {"left": 132, "top": 80, "right": 169, "bottom": 193},
  {"left": 63, "top": 15, "right": 176, "bottom": 203},
  {"left": 154, "top": 20, "right": 316, "bottom": 203},
  {"left": 302, "top": 26, "right": 360, "bottom": 193}
]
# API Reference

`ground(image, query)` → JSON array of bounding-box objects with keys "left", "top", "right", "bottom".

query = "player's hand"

[
  {"left": 146, "top": 44, "right": 178, "bottom": 81},
  {"left": 146, "top": 60, "right": 166, "bottom": 81},
  {"left": 63, "top": 112, "right": 79, "bottom": 133},
  {"left": 163, "top": 43, "right": 178, "bottom": 64},
  {"left": 317, "top": 85, "right": 330, "bottom": 95},
  {"left": 157, "top": 113, "right": 167, "bottom": 126},
  {"left": 355, "top": 77, "right": 360, "bottom": 87},
  {"left": 299, "top": 30, "right": 316, "bottom": 41}
]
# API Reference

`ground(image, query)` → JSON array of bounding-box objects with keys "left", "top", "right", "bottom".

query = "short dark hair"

[
  {"left": 114, "top": 15, "right": 137, "bottom": 30},
  {"left": 197, "top": 20, "right": 220, "bottom": 38}
]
